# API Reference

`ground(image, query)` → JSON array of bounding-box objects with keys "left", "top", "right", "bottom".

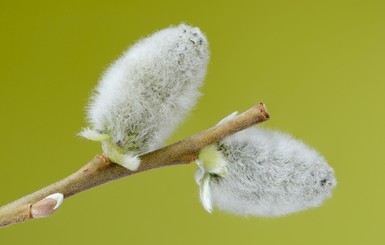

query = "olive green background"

[{"left": 1, "top": 0, "right": 384, "bottom": 244}]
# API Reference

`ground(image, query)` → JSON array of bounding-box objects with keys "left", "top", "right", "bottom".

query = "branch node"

[
  {"left": 27, "top": 204, "right": 33, "bottom": 219},
  {"left": 97, "top": 154, "right": 112, "bottom": 165},
  {"left": 30, "top": 193, "right": 64, "bottom": 219}
]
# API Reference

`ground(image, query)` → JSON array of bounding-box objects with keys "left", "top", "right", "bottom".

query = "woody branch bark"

[{"left": 0, "top": 103, "right": 269, "bottom": 228}]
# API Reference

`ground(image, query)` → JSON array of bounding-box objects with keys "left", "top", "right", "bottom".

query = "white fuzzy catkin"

[
  {"left": 196, "top": 124, "right": 337, "bottom": 217},
  {"left": 80, "top": 24, "right": 209, "bottom": 170}
]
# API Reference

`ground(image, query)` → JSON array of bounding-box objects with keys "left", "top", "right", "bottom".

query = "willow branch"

[{"left": 0, "top": 103, "right": 270, "bottom": 228}]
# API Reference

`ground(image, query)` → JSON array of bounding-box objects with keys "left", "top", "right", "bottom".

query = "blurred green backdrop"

[{"left": 1, "top": 0, "right": 384, "bottom": 244}]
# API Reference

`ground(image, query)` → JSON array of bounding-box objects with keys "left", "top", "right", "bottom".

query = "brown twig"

[{"left": 0, "top": 103, "right": 269, "bottom": 228}]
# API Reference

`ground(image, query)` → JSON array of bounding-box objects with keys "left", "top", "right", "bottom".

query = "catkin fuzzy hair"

[
  {"left": 80, "top": 24, "right": 209, "bottom": 170},
  {"left": 196, "top": 115, "right": 337, "bottom": 217}
]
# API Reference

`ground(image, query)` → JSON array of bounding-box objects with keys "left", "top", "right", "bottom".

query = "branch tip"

[{"left": 257, "top": 103, "right": 270, "bottom": 120}]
